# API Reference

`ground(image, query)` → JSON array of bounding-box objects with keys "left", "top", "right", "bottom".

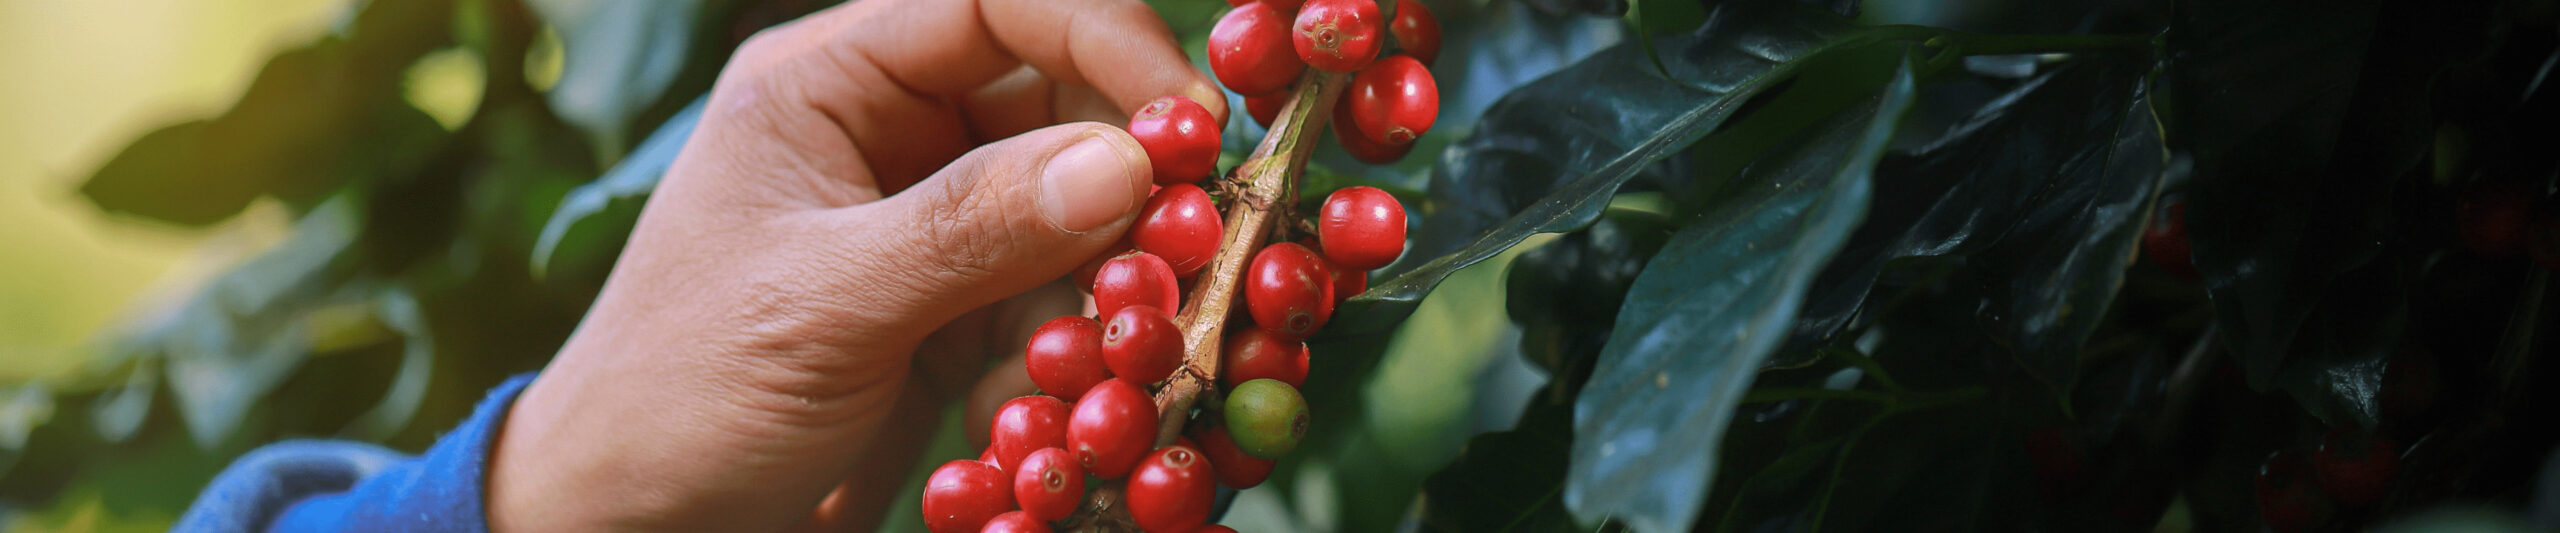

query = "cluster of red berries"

[
  {"left": 1214, "top": 0, "right": 1442, "bottom": 163},
  {"left": 922, "top": 2, "right": 1431, "bottom": 528}
]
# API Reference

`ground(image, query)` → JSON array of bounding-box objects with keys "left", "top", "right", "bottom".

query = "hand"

[{"left": 484, "top": 0, "right": 1226, "bottom": 530}]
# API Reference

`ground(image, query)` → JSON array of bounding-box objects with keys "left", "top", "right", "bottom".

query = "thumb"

[{"left": 816, "top": 122, "right": 1152, "bottom": 337}]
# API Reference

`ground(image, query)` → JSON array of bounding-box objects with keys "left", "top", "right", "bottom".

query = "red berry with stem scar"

[
  {"left": 1125, "top": 444, "right": 1218, "bottom": 533},
  {"left": 1246, "top": 242, "right": 1336, "bottom": 339},
  {"left": 1347, "top": 54, "right": 1438, "bottom": 146},
  {"left": 986, "top": 395, "right": 1070, "bottom": 474},
  {"left": 1101, "top": 305, "right": 1183, "bottom": 385},
  {"left": 1012, "top": 447, "right": 1084, "bottom": 522},
  {"left": 1293, "top": 0, "right": 1382, "bottom": 73}
]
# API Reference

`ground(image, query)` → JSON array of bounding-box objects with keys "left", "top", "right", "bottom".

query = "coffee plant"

[{"left": 4, "top": 0, "right": 2558, "bottom": 531}]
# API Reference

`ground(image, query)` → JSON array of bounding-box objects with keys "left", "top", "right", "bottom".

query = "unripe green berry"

[{"left": 1223, "top": 379, "right": 1309, "bottom": 459}]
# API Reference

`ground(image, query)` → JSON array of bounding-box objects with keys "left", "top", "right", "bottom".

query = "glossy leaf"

[
  {"left": 533, "top": 97, "right": 705, "bottom": 280},
  {"left": 1567, "top": 64, "right": 1916, "bottom": 533},
  {"left": 1771, "top": 52, "right": 2163, "bottom": 376},
  {"left": 1335, "top": 3, "right": 1890, "bottom": 334},
  {"left": 532, "top": 0, "right": 713, "bottom": 152},
  {"left": 2170, "top": 0, "right": 2498, "bottom": 425},
  {"left": 112, "top": 196, "right": 372, "bottom": 447}
]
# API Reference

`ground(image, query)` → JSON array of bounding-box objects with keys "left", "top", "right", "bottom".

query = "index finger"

[{"left": 791, "top": 0, "right": 1229, "bottom": 121}]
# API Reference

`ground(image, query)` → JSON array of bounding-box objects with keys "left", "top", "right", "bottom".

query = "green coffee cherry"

[{"left": 1223, "top": 378, "right": 1308, "bottom": 459}]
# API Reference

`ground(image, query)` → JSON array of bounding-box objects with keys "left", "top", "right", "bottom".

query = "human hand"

[{"left": 484, "top": 0, "right": 1226, "bottom": 530}]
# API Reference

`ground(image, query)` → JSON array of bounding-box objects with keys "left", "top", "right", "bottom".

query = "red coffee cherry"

[
  {"left": 1102, "top": 305, "right": 1184, "bottom": 385},
  {"left": 1346, "top": 54, "right": 1438, "bottom": 146},
  {"left": 2311, "top": 429, "right": 2398, "bottom": 507},
  {"left": 979, "top": 511, "right": 1047, "bottom": 533},
  {"left": 1133, "top": 184, "right": 1225, "bottom": 277},
  {"left": 1067, "top": 379, "right": 1159, "bottom": 478},
  {"left": 1221, "top": 327, "right": 1310, "bottom": 388},
  {"left": 2456, "top": 180, "right": 2531, "bottom": 257},
  {"left": 1130, "top": 96, "right": 1221, "bottom": 185},
  {"left": 1209, "top": 2, "right": 1303, "bottom": 97},
  {"left": 988, "top": 396, "right": 1071, "bottom": 474},
  {"left": 921, "top": 460, "right": 1013, "bottom": 533},
  {"left": 2142, "top": 194, "right": 2198, "bottom": 280},
  {"left": 1012, "top": 447, "right": 1085, "bottom": 522},
  {"left": 1126, "top": 444, "right": 1218, "bottom": 533},
  {"left": 1094, "top": 251, "right": 1182, "bottom": 319},
  {"left": 2255, "top": 450, "right": 2336, "bottom": 533},
  {"left": 1071, "top": 238, "right": 1136, "bottom": 294},
  {"left": 1332, "top": 98, "right": 1414, "bottom": 163},
  {"left": 1388, "top": 0, "right": 1442, "bottom": 65},
  {"left": 1292, "top": 0, "right": 1382, "bottom": 73},
  {"left": 1319, "top": 186, "right": 1408, "bottom": 271},
  {"left": 1262, "top": 0, "right": 1305, "bottom": 10},
  {"left": 1192, "top": 425, "right": 1276, "bottom": 488},
  {"left": 1245, "top": 91, "right": 1287, "bottom": 128},
  {"left": 1025, "top": 316, "right": 1111, "bottom": 401},
  {"left": 1246, "top": 242, "right": 1336, "bottom": 338},
  {"left": 1332, "top": 266, "right": 1366, "bottom": 303}
]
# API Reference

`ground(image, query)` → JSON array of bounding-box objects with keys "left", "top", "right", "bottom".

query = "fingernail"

[{"left": 1042, "top": 136, "right": 1137, "bottom": 233}]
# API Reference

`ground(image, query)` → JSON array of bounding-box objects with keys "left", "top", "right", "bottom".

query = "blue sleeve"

[{"left": 176, "top": 374, "right": 537, "bottom": 533}]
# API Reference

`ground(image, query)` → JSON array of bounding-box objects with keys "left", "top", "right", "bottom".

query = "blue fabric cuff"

[{"left": 175, "top": 373, "right": 538, "bottom": 533}]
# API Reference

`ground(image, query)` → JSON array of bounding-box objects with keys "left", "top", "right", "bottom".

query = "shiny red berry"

[
  {"left": 1332, "top": 99, "right": 1413, "bottom": 163},
  {"left": 1319, "top": 186, "right": 1407, "bottom": 271},
  {"left": 1094, "top": 251, "right": 1182, "bottom": 319},
  {"left": 1347, "top": 55, "right": 1437, "bottom": 146},
  {"left": 1025, "top": 316, "right": 1111, "bottom": 401},
  {"left": 1012, "top": 447, "right": 1085, "bottom": 522},
  {"left": 1246, "top": 242, "right": 1336, "bottom": 338},
  {"left": 1332, "top": 266, "right": 1366, "bottom": 303},
  {"left": 1068, "top": 379, "right": 1159, "bottom": 479},
  {"left": 2456, "top": 180, "right": 2532, "bottom": 257},
  {"left": 1210, "top": 2, "right": 1303, "bottom": 97},
  {"left": 2311, "top": 430, "right": 2398, "bottom": 507},
  {"left": 1292, "top": 0, "right": 1382, "bottom": 73},
  {"left": 2141, "top": 194, "right": 2198, "bottom": 280},
  {"left": 1133, "top": 184, "right": 1225, "bottom": 277},
  {"left": 988, "top": 396, "right": 1071, "bottom": 474},
  {"left": 2256, "top": 450, "right": 2335, "bottom": 533},
  {"left": 1193, "top": 425, "right": 1276, "bottom": 488},
  {"left": 1221, "top": 327, "right": 1310, "bottom": 388},
  {"left": 979, "top": 511, "right": 1048, "bottom": 533},
  {"left": 1130, "top": 96, "right": 1221, "bottom": 185},
  {"left": 1245, "top": 91, "right": 1287, "bottom": 128},
  {"left": 1388, "top": 0, "right": 1442, "bottom": 65},
  {"left": 922, "top": 460, "right": 1013, "bottom": 533},
  {"left": 1102, "top": 305, "right": 1184, "bottom": 385},
  {"left": 1126, "top": 444, "right": 1218, "bottom": 533}
]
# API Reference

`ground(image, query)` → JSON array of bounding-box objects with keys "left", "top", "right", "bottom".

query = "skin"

[{"left": 483, "top": 0, "right": 1226, "bottom": 530}]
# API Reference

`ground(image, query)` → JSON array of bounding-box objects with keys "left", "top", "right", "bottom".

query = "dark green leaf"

[
  {"left": 1567, "top": 63, "right": 1916, "bottom": 532},
  {"left": 1771, "top": 52, "right": 2162, "bottom": 375},
  {"left": 113, "top": 196, "right": 372, "bottom": 446},
  {"left": 1419, "top": 393, "right": 1579, "bottom": 532},
  {"left": 2170, "top": 0, "right": 2498, "bottom": 425},
  {"left": 78, "top": 0, "right": 456, "bottom": 225},
  {"left": 1335, "top": 3, "right": 1892, "bottom": 334},
  {"left": 533, "top": 0, "right": 718, "bottom": 151},
  {"left": 533, "top": 96, "right": 704, "bottom": 281}
]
